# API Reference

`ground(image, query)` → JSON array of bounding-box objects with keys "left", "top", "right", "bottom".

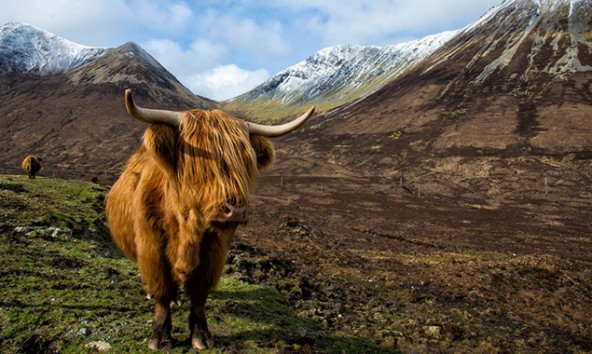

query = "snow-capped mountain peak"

[
  {"left": 225, "top": 30, "right": 459, "bottom": 119},
  {"left": 0, "top": 22, "right": 107, "bottom": 75},
  {"left": 267, "top": 30, "right": 458, "bottom": 99}
]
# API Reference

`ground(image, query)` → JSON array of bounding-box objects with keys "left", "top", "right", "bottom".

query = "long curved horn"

[
  {"left": 247, "top": 106, "right": 315, "bottom": 137},
  {"left": 125, "top": 89, "right": 185, "bottom": 127}
]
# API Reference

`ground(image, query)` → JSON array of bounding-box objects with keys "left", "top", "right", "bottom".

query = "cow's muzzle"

[{"left": 221, "top": 203, "right": 247, "bottom": 223}]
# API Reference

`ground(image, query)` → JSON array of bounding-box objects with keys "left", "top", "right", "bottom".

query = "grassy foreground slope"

[{"left": 0, "top": 175, "right": 392, "bottom": 353}]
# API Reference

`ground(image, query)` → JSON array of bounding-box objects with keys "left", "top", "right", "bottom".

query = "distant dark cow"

[
  {"left": 105, "top": 89, "right": 314, "bottom": 350},
  {"left": 21, "top": 155, "right": 42, "bottom": 179}
]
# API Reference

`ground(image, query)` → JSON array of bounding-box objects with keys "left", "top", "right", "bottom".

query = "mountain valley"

[{"left": 0, "top": 0, "right": 591, "bottom": 352}]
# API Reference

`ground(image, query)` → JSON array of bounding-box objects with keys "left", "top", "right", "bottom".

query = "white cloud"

[
  {"left": 143, "top": 38, "right": 228, "bottom": 75},
  {"left": 198, "top": 10, "right": 291, "bottom": 60},
  {"left": 143, "top": 38, "right": 270, "bottom": 99},
  {"left": 261, "top": 0, "right": 499, "bottom": 46},
  {"left": 186, "top": 65, "right": 269, "bottom": 101},
  {"left": 0, "top": 0, "right": 130, "bottom": 46},
  {"left": 130, "top": 0, "right": 193, "bottom": 33},
  {"left": 0, "top": 0, "right": 194, "bottom": 47}
]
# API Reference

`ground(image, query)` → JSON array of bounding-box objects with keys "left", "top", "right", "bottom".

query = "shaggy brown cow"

[
  {"left": 105, "top": 89, "right": 314, "bottom": 350},
  {"left": 21, "top": 155, "right": 42, "bottom": 179}
]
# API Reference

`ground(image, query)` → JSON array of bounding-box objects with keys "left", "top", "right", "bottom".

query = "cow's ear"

[
  {"left": 250, "top": 135, "right": 274, "bottom": 171},
  {"left": 143, "top": 124, "right": 178, "bottom": 178}
]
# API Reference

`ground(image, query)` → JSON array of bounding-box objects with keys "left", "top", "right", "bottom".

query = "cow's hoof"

[
  {"left": 191, "top": 331, "right": 213, "bottom": 350},
  {"left": 148, "top": 337, "right": 173, "bottom": 350}
]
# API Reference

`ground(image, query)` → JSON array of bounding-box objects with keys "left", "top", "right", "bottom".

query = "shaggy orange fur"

[{"left": 105, "top": 109, "right": 274, "bottom": 350}]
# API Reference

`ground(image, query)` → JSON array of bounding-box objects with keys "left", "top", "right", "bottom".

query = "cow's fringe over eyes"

[{"left": 178, "top": 110, "right": 257, "bottom": 219}]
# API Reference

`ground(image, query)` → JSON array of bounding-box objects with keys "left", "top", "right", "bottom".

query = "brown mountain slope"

[
  {"left": 0, "top": 42, "right": 215, "bottom": 180},
  {"left": 245, "top": 5, "right": 592, "bottom": 350},
  {"left": 274, "top": 0, "right": 592, "bottom": 200}
]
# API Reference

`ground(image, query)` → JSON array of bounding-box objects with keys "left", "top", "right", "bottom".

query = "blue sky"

[{"left": 1, "top": 0, "right": 500, "bottom": 100}]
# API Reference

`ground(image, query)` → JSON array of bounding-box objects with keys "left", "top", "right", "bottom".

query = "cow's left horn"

[
  {"left": 247, "top": 106, "right": 315, "bottom": 137},
  {"left": 125, "top": 89, "right": 185, "bottom": 127}
]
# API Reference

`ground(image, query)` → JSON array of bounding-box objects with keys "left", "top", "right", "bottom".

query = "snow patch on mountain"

[
  {"left": 229, "top": 30, "right": 459, "bottom": 103},
  {"left": 0, "top": 22, "right": 107, "bottom": 75},
  {"left": 466, "top": 0, "right": 592, "bottom": 85}
]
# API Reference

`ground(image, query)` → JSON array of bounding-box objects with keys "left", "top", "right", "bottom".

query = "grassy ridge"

[
  {"left": 0, "top": 176, "right": 392, "bottom": 353},
  {"left": 221, "top": 72, "right": 398, "bottom": 124}
]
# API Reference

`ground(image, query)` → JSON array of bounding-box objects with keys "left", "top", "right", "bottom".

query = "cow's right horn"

[
  {"left": 125, "top": 89, "right": 185, "bottom": 127},
  {"left": 247, "top": 106, "right": 315, "bottom": 137}
]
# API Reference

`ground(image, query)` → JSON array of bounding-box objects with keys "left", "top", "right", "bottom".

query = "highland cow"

[
  {"left": 105, "top": 89, "right": 314, "bottom": 350},
  {"left": 21, "top": 155, "right": 42, "bottom": 179}
]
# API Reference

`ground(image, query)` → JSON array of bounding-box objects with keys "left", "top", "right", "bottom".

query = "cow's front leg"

[
  {"left": 189, "top": 303, "right": 213, "bottom": 350},
  {"left": 185, "top": 228, "right": 233, "bottom": 350},
  {"left": 148, "top": 298, "right": 173, "bottom": 350},
  {"left": 136, "top": 238, "right": 177, "bottom": 350},
  {"left": 186, "top": 270, "right": 214, "bottom": 350}
]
